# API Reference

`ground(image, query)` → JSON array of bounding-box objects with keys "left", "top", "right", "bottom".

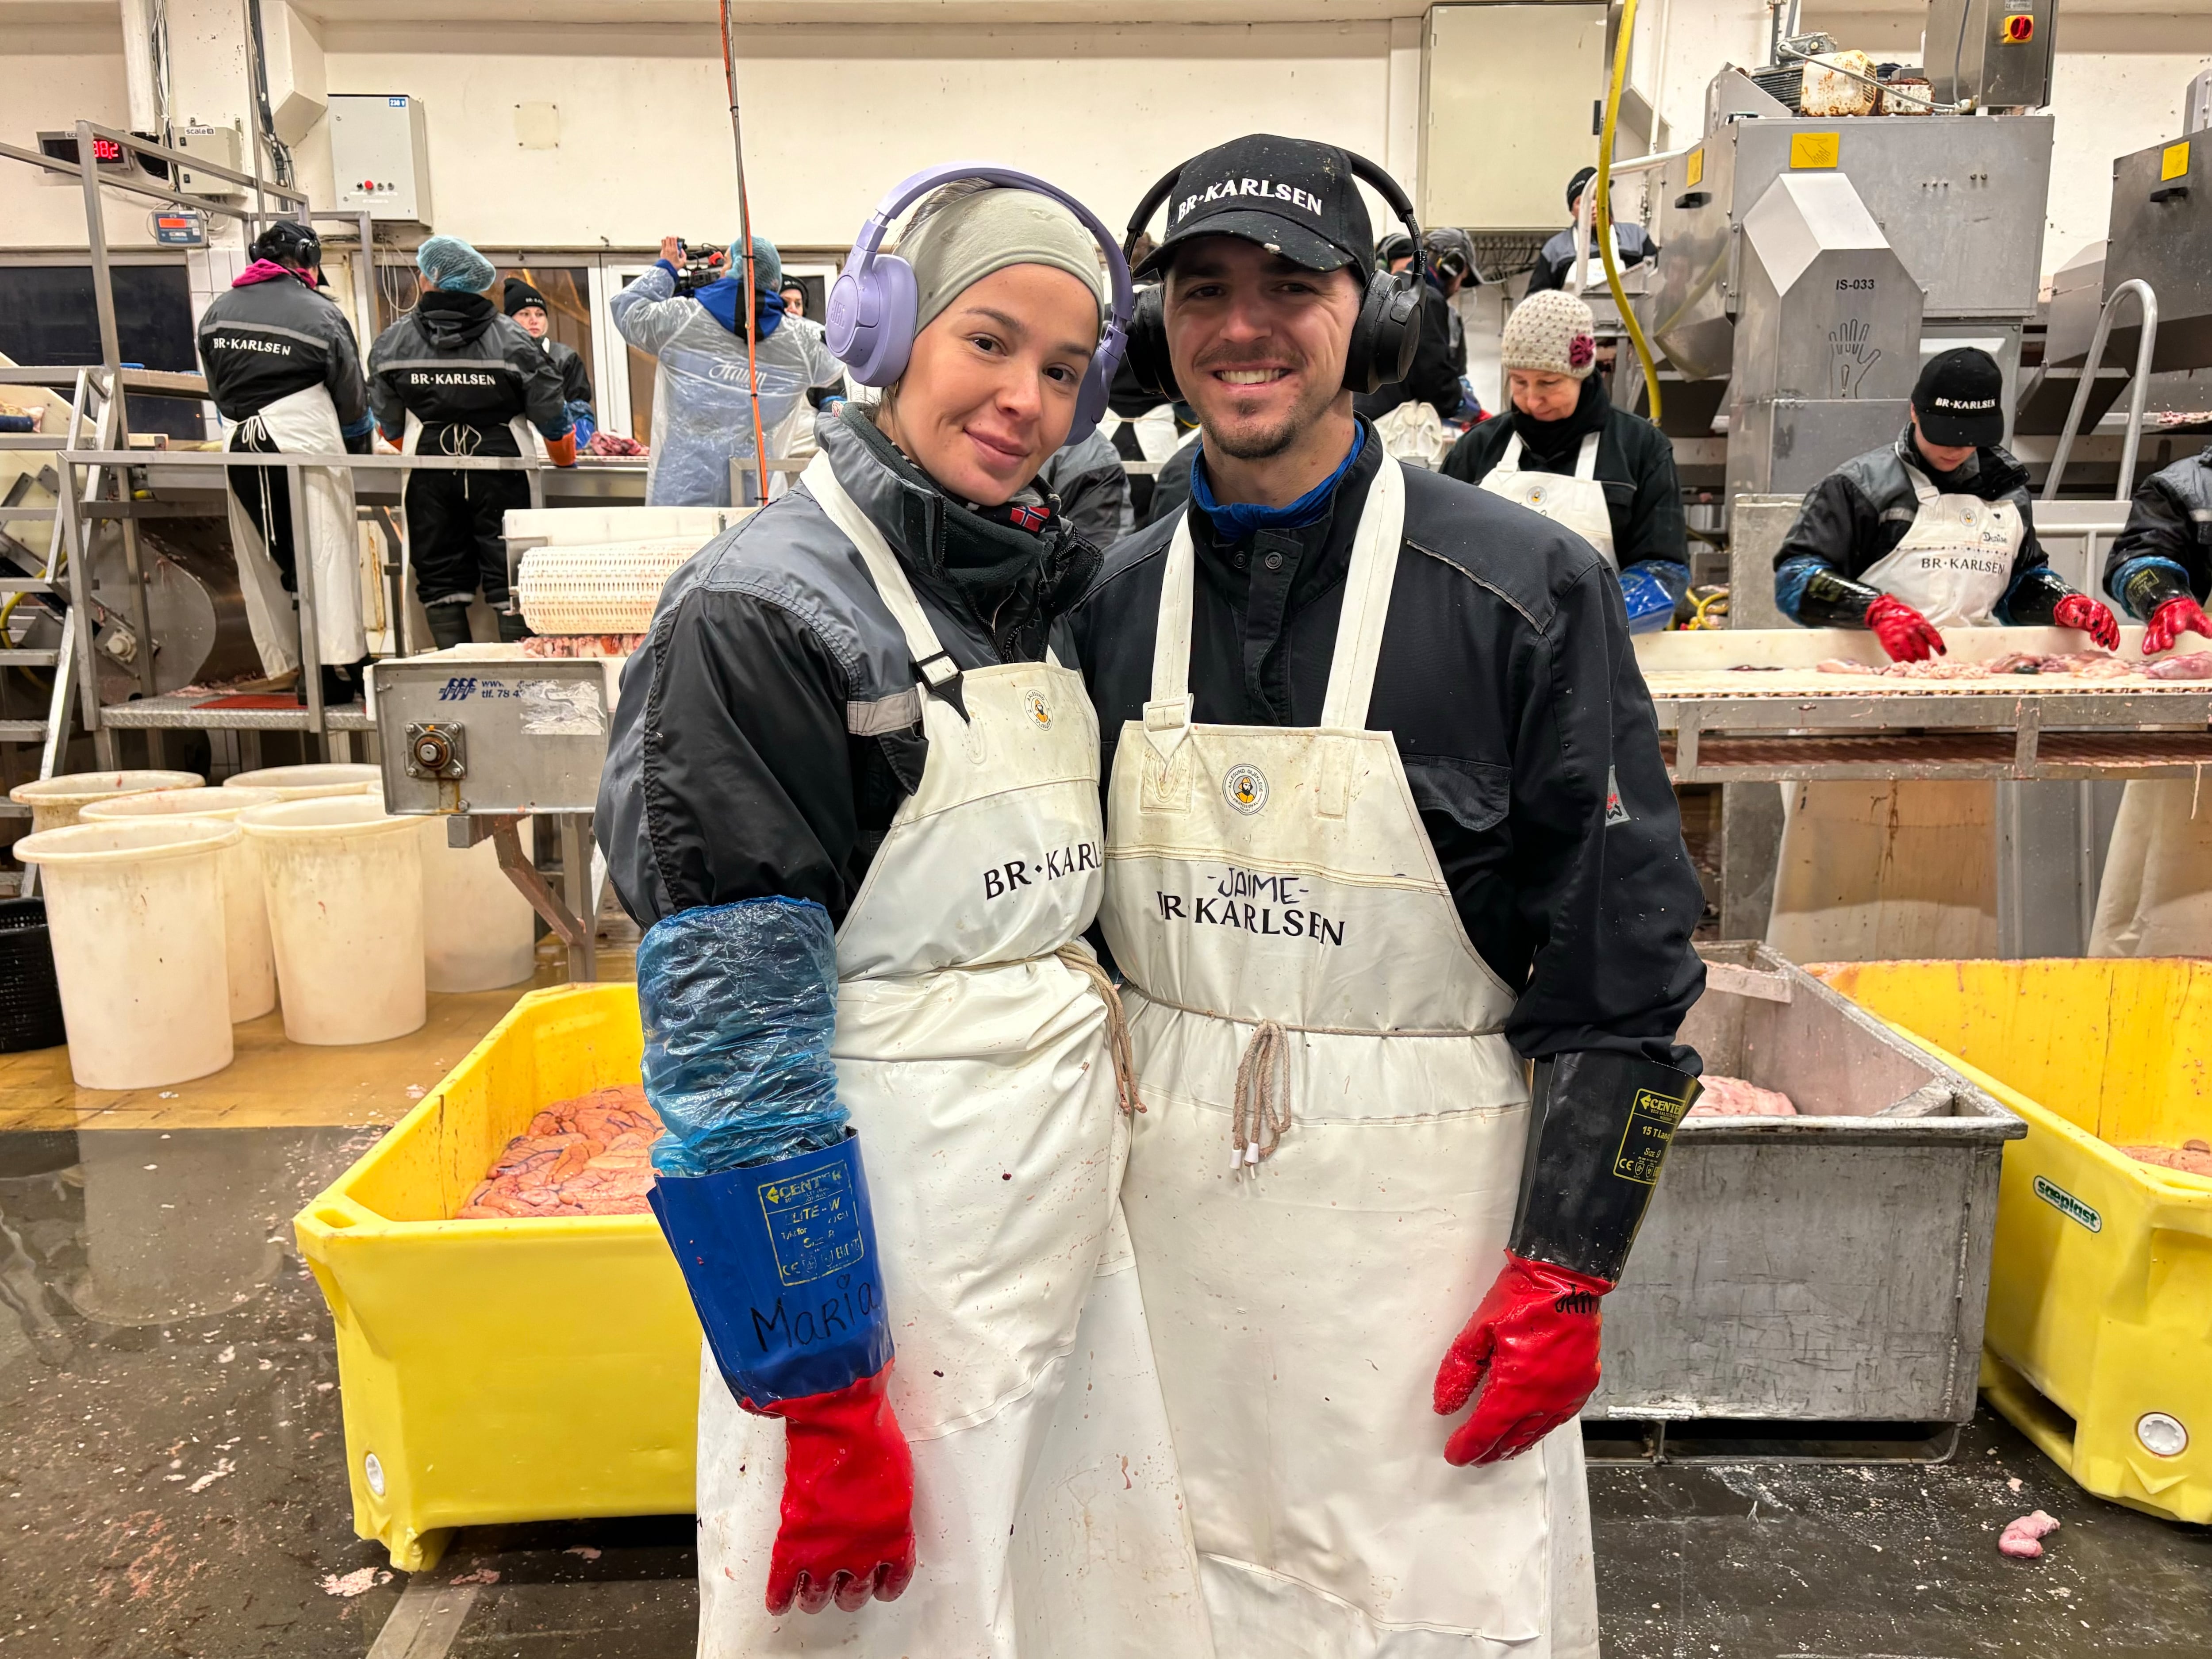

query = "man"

[
  {"left": 196, "top": 220, "right": 373, "bottom": 702},
  {"left": 368, "top": 235, "right": 576, "bottom": 649},
  {"left": 1445, "top": 288, "right": 1687, "bottom": 631},
  {"left": 1527, "top": 166, "right": 1657, "bottom": 294},
  {"left": 1073, "top": 132, "right": 1706, "bottom": 1657},
  {"left": 2089, "top": 445, "right": 2212, "bottom": 955},
  {"left": 612, "top": 232, "right": 841, "bottom": 506},
  {"left": 1355, "top": 224, "right": 1473, "bottom": 425},
  {"left": 1763, "top": 346, "right": 2120, "bottom": 961},
  {"left": 503, "top": 276, "right": 597, "bottom": 447}
]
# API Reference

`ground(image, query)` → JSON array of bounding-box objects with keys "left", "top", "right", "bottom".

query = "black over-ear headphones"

[{"left": 1120, "top": 149, "right": 1427, "bottom": 400}]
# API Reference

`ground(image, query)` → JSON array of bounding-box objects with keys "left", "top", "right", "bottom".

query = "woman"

[
  {"left": 1443, "top": 288, "right": 1688, "bottom": 631},
  {"left": 597, "top": 173, "right": 1212, "bottom": 1657}
]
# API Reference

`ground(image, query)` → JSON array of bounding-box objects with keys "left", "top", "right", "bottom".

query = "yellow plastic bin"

[
  {"left": 1815, "top": 958, "right": 2212, "bottom": 1524},
  {"left": 295, "top": 982, "right": 700, "bottom": 1571}
]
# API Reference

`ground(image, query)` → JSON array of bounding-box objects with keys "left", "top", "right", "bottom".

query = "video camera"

[{"left": 672, "top": 240, "right": 730, "bottom": 297}]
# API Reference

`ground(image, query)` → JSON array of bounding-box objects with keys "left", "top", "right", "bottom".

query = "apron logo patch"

[
  {"left": 1612, "top": 1087, "right": 1689, "bottom": 1185},
  {"left": 1224, "top": 764, "right": 1269, "bottom": 815},
  {"left": 1604, "top": 765, "right": 1630, "bottom": 826},
  {"left": 1024, "top": 691, "right": 1052, "bottom": 730},
  {"left": 1959, "top": 505, "right": 1978, "bottom": 528},
  {"left": 1525, "top": 483, "right": 1549, "bottom": 509}
]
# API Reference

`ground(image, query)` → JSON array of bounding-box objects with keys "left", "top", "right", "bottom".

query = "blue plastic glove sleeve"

[
  {"left": 566, "top": 400, "right": 597, "bottom": 449},
  {"left": 1618, "top": 560, "right": 1683, "bottom": 634},
  {"left": 1774, "top": 553, "right": 1826, "bottom": 623},
  {"left": 637, "top": 896, "right": 850, "bottom": 1178},
  {"left": 649, "top": 1131, "right": 893, "bottom": 1406}
]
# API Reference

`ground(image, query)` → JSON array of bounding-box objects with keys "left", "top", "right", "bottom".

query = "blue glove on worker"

[
  {"left": 1618, "top": 561, "right": 1685, "bottom": 635},
  {"left": 639, "top": 897, "right": 914, "bottom": 1614}
]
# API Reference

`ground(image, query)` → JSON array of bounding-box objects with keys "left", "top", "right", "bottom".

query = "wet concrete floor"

[{"left": 1, "top": 1119, "right": 2206, "bottom": 1658}]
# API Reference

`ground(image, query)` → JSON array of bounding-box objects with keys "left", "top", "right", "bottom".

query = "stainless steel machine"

[{"left": 1640, "top": 7, "right": 2057, "bottom": 503}]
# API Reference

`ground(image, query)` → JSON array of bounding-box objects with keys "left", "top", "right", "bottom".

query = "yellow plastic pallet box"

[
  {"left": 1816, "top": 958, "right": 2212, "bottom": 1524},
  {"left": 295, "top": 983, "right": 700, "bottom": 1570}
]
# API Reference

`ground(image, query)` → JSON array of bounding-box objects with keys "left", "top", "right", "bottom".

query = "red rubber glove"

[
  {"left": 1864, "top": 593, "right": 1946, "bottom": 662},
  {"left": 2144, "top": 595, "right": 2212, "bottom": 656},
  {"left": 2053, "top": 593, "right": 2122, "bottom": 652},
  {"left": 757, "top": 1364, "right": 916, "bottom": 1615},
  {"left": 1433, "top": 1253, "right": 1610, "bottom": 1467}
]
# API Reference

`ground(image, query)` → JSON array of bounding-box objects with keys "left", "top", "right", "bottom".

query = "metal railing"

[{"left": 2043, "top": 278, "right": 2160, "bottom": 503}]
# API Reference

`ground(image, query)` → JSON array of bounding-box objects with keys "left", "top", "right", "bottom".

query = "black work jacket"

[{"left": 1069, "top": 423, "right": 1705, "bottom": 1067}]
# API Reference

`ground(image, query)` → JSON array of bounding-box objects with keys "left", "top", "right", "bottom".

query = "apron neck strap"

[
  {"left": 1908, "top": 465, "right": 1941, "bottom": 507},
  {"left": 1319, "top": 453, "right": 1406, "bottom": 730},
  {"left": 1500, "top": 432, "right": 1525, "bottom": 470},
  {"left": 1150, "top": 452, "right": 1406, "bottom": 731},
  {"left": 801, "top": 451, "right": 952, "bottom": 673},
  {"left": 1576, "top": 431, "right": 1600, "bottom": 480}
]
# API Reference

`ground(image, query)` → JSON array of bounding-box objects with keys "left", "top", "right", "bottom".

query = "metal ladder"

[
  {"left": 2042, "top": 278, "right": 2160, "bottom": 505},
  {"left": 1, "top": 368, "right": 116, "bottom": 897}
]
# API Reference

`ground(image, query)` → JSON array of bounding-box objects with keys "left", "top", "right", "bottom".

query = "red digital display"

[{"left": 89, "top": 135, "right": 125, "bottom": 163}]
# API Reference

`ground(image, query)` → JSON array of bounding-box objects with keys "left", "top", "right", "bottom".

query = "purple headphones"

[{"left": 825, "top": 162, "right": 1133, "bottom": 444}]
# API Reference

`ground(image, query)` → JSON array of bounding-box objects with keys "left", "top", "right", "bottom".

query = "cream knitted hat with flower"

[{"left": 1501, "top": 290, "right": 1599, "bottom": 380}]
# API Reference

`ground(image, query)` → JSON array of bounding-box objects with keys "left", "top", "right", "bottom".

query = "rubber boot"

[
  {"left": 298, "top": 655, "right": 373, "bottom": 707},
  {"left": 424, "top": 603, "right": 472, "bottom": 651},
  {"left": 496, "top": 607, "right": 534, "bottom": 643}
]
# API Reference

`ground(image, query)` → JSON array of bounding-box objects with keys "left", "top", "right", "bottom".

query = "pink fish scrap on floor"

[{"left": 1999, "top": 1510, "right": 2060, "bottom": 1559}]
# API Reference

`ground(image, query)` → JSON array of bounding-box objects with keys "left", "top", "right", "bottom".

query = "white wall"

[
  {"left": 0, "top": 19, "right": 151, "bottom": 250},
  {"left": 307, "top": 21, "right": 1398, "bottom": 253}
]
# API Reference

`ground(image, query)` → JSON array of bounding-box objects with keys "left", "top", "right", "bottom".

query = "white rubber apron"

[
  {"left": 1100, "top": 453, "right": 1599, "bottom": 1659},
  {"left": 1767, "top": 474, "right": 2022, "bottom": 962},
  {"left": 693, "top": 453, "right": 1214, "bottom": 1659},
  {"left": 2089, "top": 779, "right": 2212, "bottom": 957},
  {"left": 1478, "top": 431, "right": 1616, "bottom": 568},
  {"left": 223, "top": 382, "right": 366, "bottom": 676},
  {"left": 397, "top": 410, "right": 543, "bottom": 611}
]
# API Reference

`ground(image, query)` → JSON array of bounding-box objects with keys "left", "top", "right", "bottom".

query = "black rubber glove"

[{"left": 1509, "top": 1050, "right": 1704, "bottom": 1285}]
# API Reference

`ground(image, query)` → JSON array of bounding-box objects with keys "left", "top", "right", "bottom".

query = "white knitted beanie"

[{"left": 1501, "top": 290, "right": 1598, "bottom": 379}]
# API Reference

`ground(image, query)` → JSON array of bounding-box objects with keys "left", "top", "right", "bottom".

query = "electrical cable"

[
  {"left": 1596, "top": 0, "right": 1665, "bottom": 424},
  {"left": 718, "top": 0, "right": 771, "bottom": 506}
]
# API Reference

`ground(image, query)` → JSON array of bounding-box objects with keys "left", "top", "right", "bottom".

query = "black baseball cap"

[
  {"left": 1135, "top": 134, "right": 1374, "bottom": 280},
  {"left": 503, "top": 276, "right": 549, "bottom": 316},
  {"left": 1913, "top": 346, "right": 2005, "bottom": 446},
  {"left": 1566, "top": 166, "right": 1598, "bottom": 208}
]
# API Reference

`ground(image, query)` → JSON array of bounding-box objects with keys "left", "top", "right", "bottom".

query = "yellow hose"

[{"left": 1596, "top": 0, "right": 1663, "bottom": 424}]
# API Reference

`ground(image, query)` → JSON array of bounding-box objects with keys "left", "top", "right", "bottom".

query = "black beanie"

[
  {"left": 1566, "top": 167, "right": 1598, "bottom": 210},
  {"left": 503, "top": 276, "right": 549, "bottom": 317}
]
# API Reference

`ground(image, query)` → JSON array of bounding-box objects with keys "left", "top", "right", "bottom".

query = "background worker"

[
  {"left": 195, "top": 220, "right": 374, "bottom": 703},
  {"left": 1527, "top": 166, "right": 1657, "bottom": 294},
  {"left": 368, "top": 235, "right": 576, "bottom": 649},
  {"left": 1075, "top": 132, "right": 1706, "bottom": 1659},
  {"left": 778, "top": 276, "right": 811, "bottom": 322},
  {"left": 1355, "top": 224, "right": 1472, "bottom": 426},
  {"left": 1444, "top": 288, "right": 1686, "bottom": 631},
  {"left": 600, "top": 170, "right": 1210, "bottom": 1655},
  {"left": 611, "top": 232, "right": 841, "bottom": 506},
  {"left": 2092, "top": 445, "right": 2212, "bottom": 954},
  {"left": 503, "top": 276, "right": 598, "bottom": 447},
  {"left": 1036, "top": 426, "right": 1133, "bottom": 544},
  {"left": 1764, "top": 346, "right": 2120, "bottom": 961}
]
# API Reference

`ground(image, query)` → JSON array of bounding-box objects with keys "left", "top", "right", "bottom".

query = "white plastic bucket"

[
  {"left": 240, "top": 796, "right": 425, "bottom": 1045},
  {"left": 13, "top": 818, "right": 237, "bottom": 1088},
  {"left": 417, "top": 817, "right": 539, "bottom": 993},
  {"left": 80, "top": 787, "right": 285, "bottom": 1022},
  {"left": 223, "top": 763, "right": 381, "bottom": 803},
  {"left": 8, "top": 770, "right": 203, "bottom": 834}
]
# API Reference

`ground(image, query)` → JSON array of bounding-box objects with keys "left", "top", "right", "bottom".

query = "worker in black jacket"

[
  {"left": 1526, "top": 167, "right": 1657, "bottom": 294},
  {"left": 503, "top": 276, "right": 597, "bottom": 447},
  {"left": 1444, "top": 287, "right": 1686, "bottom": 630},
  {"left": 196, "top": 220, "right": 375, "bottom": 700},
  {"left": 1354, "top": 226, "right": 1471, "bottom": 425},
  {"left": 1075, "top": 132, "right": 1704, "bottom": 1658},
  {"left": 368, "top": 237, "right": 575, "bottom": 647},
  {"left": 2091, "top": 445, "right": 2212, "bottom": 955},
  {"left": 1763, "top": 348, "right": 2119, "bottom": 964}
]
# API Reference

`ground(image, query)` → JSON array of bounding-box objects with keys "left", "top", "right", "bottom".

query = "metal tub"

[{"left": 1585, "top": 943, "right": 2024, "bottom": 1432}]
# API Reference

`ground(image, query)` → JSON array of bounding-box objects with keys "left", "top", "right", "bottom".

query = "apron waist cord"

[
  {"left": 1052, "top": 945, "right": 1144, "bottom": 1118},
  {"left": 1233, "top": 1019, "right": 1291, "bottom": 1170}
]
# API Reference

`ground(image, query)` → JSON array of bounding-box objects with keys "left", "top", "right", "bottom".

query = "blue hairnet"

[
  {"left": 417, "top": 235, "right": 497, "bottom": 294},
  {"left": 733, "top": 234, "right": 780, "bottom": 297}
]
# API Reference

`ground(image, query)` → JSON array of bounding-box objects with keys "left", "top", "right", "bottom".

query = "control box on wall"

[{"left": 330, "top": 94, "right": 432, "bottom": 223}]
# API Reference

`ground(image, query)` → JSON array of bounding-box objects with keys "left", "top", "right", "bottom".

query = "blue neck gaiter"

[{"left": 1190, "top": 423, "right": 1366, "bottom": 543}]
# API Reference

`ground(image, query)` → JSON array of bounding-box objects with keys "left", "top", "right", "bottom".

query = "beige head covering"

[
  {"left": 898, "top": 187, "right": 1106, "bottom": 335},
  {"left": 1502, "top": 289, "right": 1599, "bottom": 380}
]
